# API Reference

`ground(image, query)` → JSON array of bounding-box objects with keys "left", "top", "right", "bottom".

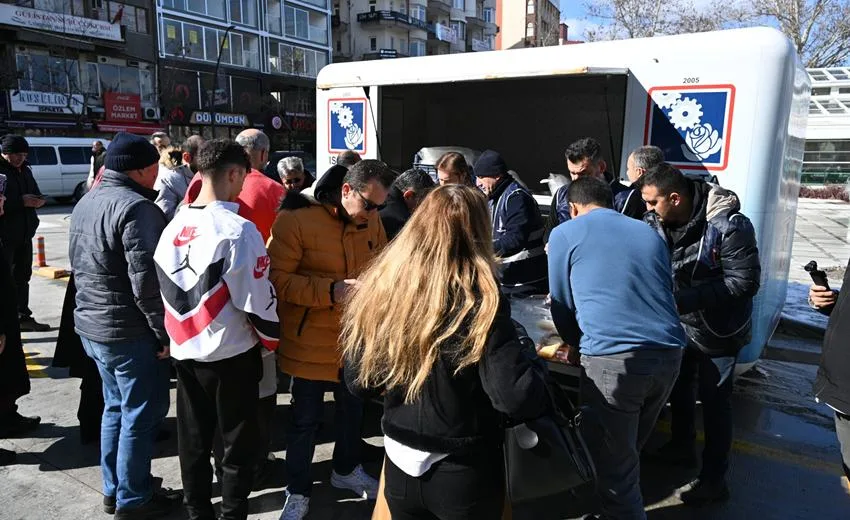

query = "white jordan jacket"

[{"left": 154, "top": 201, "right": 280, "bottom": 362}]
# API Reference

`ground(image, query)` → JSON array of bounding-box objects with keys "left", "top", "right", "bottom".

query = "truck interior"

[{"left": 377, "top": 73, "right": 630, "bottom": 195}]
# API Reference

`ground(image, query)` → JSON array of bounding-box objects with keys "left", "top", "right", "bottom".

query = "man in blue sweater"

[{"left": 548, "top": 176, "right": 686, "bottom": 520}]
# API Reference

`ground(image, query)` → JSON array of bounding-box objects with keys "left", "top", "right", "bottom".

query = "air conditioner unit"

[
  {"left": 98, "top": 56, "right": 108, "bottom": 63},
  {"left": 144, "top": 107, "right": 161, "bottom": 120}
]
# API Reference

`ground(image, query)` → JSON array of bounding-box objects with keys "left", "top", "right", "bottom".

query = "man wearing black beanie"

[
  {"left": 69, "top": 132, "right": 181, "bottom": 519},
  {"left": 0, "top": 134, "right": 49, "bottom": 333},
  {"left": 473, "top": 149, "right": 548, "bottom": 296}
]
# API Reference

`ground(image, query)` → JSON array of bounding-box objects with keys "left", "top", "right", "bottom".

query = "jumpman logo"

[
  {"left": 265, "top": 285, "right": 278, "bottom": 311},
  {"left": 171, "top": 246, "right": 197, "bottom": 276}
]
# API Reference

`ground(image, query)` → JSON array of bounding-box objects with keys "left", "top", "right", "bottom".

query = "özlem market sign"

[
  {"left": 105, "top": 93, "right": 141, "bottom": 123},
  {"left": 0, "top": 4, "right": 123, "bottom": 42}
]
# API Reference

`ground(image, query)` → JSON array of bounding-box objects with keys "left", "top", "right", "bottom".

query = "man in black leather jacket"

[{"left": 641, "top": 164, "right": 761, "bottom": 506}]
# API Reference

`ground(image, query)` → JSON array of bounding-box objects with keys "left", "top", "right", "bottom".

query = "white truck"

[{"left": 315, "top": 27, "right": 810, "bottom": 371}]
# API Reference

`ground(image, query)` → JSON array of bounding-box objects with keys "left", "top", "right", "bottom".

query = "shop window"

[
  {"left": 163, "top": 19, "right": 184, "bottom": 55},
  {"left": 184, "top": 23, "right": 205, "bottom": 59}
]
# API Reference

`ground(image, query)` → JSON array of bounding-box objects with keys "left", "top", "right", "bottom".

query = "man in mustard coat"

[{"left": 268, "top": 160, "right": 393, "bottom": 520}]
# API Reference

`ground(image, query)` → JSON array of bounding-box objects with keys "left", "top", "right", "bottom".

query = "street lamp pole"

[{"left": 210, "top": 25, "right": 236, "bottom": 136}]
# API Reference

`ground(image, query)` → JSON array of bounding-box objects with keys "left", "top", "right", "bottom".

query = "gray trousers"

[
  {"left": 581, "top": 348, "right": 683, "bottom": 520},
  {"left": 836, "top": 412, "right": 850, "bottom": 479}
]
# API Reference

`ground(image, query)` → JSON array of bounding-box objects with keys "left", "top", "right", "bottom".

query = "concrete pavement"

[{"left": 2, "top": 201, "right": 850, "bottom": 519}]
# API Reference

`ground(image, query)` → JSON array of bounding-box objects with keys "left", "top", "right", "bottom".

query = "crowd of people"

[{"left": 0, "top": 127, "right": 848, "bottom": 520}]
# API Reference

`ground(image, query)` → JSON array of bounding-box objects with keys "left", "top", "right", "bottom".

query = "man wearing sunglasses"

[{"left": 267, "top": 159, "right": 394, "bottom": 520}]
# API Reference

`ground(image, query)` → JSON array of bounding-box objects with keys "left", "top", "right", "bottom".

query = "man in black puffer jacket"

[
  {"left": 641, "top": 164, "right": 761, "bottom": 506},
  {"left": 69, "top": 132, "right": 181, "bottom": 519}
]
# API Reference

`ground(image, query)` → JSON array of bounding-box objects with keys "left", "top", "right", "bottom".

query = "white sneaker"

[
  {"left": 279, "top": 491, "right": 309, "bottom": 520},
  {"left": 330, "top": 464, "right": 379, "bottom": 499}
]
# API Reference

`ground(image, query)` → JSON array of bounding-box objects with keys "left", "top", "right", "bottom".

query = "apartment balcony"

[
  {"left": 427, "top": 0, "right": 452, "bottom": 16},
  {"left": 467, "top": 37, "right": 492, "bottom": 52},
  {"left": 467, "top": 13, "right": 487, "bottom": 29},
  {"left": 356, "top": 10, "right": 429, "bottom": 32}
]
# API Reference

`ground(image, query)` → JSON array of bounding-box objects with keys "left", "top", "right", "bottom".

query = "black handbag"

[{"left": 503, "top": 377, "right": 597, "bottom": 504}]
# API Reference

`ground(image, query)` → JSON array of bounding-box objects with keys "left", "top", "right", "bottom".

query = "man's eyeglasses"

[{"left": 356, "top": 190, "right": 385, "bottom": 211}]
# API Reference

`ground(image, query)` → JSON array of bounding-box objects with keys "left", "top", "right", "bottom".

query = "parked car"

[{"left": 22, "top": 137, "right": 110, "bottom": 201}]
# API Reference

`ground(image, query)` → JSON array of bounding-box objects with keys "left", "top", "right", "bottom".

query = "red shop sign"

[{"left": 104, "top": 92, "right": 141, "bottom": 123}]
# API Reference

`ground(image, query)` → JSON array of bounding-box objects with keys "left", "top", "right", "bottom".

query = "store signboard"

[
  {"left": 10, "top": 90, "right": 84, "bottom": 114},
  {"left": 0, "top": 4, "right": 123, "bottom": 42}
]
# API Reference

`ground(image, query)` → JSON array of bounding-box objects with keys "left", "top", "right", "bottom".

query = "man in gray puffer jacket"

[
  {"left": 154, "top": 134, "right": 204, "bottom": 221},
  {"left": 69, "top": 132, "right": 181, "bottom": 519}
]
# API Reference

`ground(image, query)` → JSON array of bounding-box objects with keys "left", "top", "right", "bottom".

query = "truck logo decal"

[
  {"left": 644, "top": 85, "right": 736, "bottom": 171},
  {"left": 328, "top": 99, "right": 367, "bottom": 154}
]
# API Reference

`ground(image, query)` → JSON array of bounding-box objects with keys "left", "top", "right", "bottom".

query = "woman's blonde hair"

[
  {"left": 159, "top": 146, "right": 183, "bottom": 169},
  {"left": 341, "top": 184, "right": 501, "bottom": 403}
]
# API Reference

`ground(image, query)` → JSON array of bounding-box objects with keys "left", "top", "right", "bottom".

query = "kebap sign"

[{"left": 0, "top": 4, "right": 122, "bottom": 42}]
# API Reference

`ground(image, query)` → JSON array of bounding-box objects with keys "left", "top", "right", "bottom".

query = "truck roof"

[{"left": 317, "top": 27, "right": 797, "bottom": 90}]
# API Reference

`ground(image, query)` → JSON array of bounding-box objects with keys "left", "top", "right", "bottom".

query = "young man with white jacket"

[{"left": 154, "top": 139, "right": 280, "bottom": 520}]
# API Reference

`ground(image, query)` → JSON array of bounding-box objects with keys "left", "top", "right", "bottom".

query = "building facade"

[
  {"left": 0, "top": 0, "right": 163, "bottom": 137},
  {"left": 332, "top": 0, "right": 498, "bottom": 62},
  {"left": 157, "top": 0, "right": 332, "bottom": 152},
  {"left": 496, "top": 0, "right": 559, "bottom": 50},
  {"left": 803, "top": 68, "right": 850, "bottom": 185}
]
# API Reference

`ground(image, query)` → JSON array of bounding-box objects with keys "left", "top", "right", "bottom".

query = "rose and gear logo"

[
  {"left": 644, "top": 85, "right": 736, "bottom": 171},
  {"left": 328, "top": 99, "right": 366, "bottom": 154}
]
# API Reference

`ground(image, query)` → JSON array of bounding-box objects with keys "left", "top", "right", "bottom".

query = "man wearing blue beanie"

[{"left": 69, "top": 132, "right": 181, "bottom": 519}]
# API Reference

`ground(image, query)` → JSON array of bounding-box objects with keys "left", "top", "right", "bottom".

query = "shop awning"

[
  {"left": 6, "top": 120, "right": 92, "bottom": 129},
  {"left": 96, "top": 122, "right": 165, "bottom": 135}
]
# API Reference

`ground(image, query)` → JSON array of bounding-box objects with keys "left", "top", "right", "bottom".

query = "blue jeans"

[
  {"left": 285, "top": 376, "right": 363, "bottom": 496},
  {"left": 81, "top": 336, "right": 171, "bottom": 510},
  {"left": 581, "top": 348, "right": 683, "bottom": 520}
]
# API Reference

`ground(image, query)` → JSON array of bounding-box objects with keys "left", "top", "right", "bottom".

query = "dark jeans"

[
  {"left": 176, "top": 347, "right": 261, "bottom": 520},
  {"left": 581, "top": 348, "right": 683, "bottom": 520},
  {"left": 2, "top": 239, "right": 32, "bottom": 319},
  {"left": 835, "top": 412, "right": 850, "bottom": 479},
  {"left": 285, "top": 376, "right": 363, "bottom": 496},
  {"left": 669, "top": 346, "right": 735, "bottom": 483},
  {"left": 383, "top": 449, "right": 504, "bottom": 520}
]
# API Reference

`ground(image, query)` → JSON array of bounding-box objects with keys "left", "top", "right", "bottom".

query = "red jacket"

[{"left": 184, "top": 168, "right": 285, "bottom": 243}]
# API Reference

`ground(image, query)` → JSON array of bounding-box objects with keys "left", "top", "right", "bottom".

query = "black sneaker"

[
  {"left": 19, "top": 317, "right": 50, "bottom": 332},
  {"left": 0, "top": 447, "right": 16, "bottom": 466},
  {"left": 0, "top": 412, "right": 41, "bottom": 439},
  {"left": 114, "top": 488, "right": 183, "bottom": 519},
  {"left": 646, "top": 440, "right": 698, "bottom": 468},
  {"left": 679, "top": 478, "right": 730, "bottom": 506},
  {"left": 103, "top": 495, "right": 116, "bottom": 515}
]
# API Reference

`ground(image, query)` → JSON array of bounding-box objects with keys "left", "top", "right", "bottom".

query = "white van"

[
  {"left": 23, "top": 137, "right": 110, "bottom": 201},
  {"left": 315, "top": 27, "right": 810, "bottom": 371}
]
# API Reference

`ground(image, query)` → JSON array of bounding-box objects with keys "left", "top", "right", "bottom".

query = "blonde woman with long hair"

[{"left": 342, "top": 184, "right": 550, "bottom": 520}]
